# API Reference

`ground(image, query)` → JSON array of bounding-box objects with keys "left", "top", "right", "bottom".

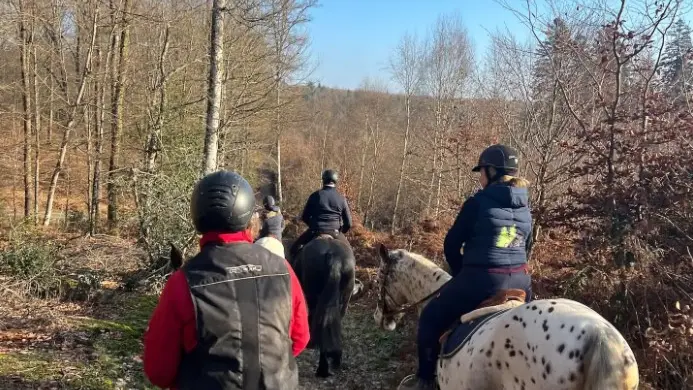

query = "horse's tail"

[
  {"left": 582, "top": 325, "right": 639, "bottom": 390},
  {"left": 310, "top": 250, "right": 343, "bottom": 353}
]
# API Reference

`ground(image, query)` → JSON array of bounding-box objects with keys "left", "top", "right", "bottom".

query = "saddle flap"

[{"left": 439, "top": 308, "right": 511, "bottom": 359}]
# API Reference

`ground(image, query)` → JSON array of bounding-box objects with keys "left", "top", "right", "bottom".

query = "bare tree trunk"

[
  {"left": 90, "top": 44, "right": 107, "bottom": 235},
  {"left": 145, "top": 24, "right": 170, "bottom": 173},
  {"left": 391, "top": 96, "right": 411, "bottom": 234},
  {"left": 107, "top": 0, "right": 132, "bottom": 229},
  {"left": 31, "top": 30, "right": 41, "bottom": 224},
  {"left": 85, "top": 94, "right": 93, "bottom": 216},
  {"left": 356, "top": 116, "right": 369, "bottom": 210},
  {"left": 63, "top": 156, "right": 70, "bottom": 229},
  {"left": 456, "top": 141, "right": 462, "bottom": 198},
  {"left": 19, "top": 0, "right": 32, "bottom": 219},
  {"left": 364, "top": 122, "right": 379, "bottom": 226},
  {"left": 320, "top": 123, "right": 328, "bottom": 172},
  {"left": 276, "top": 135, "right": 283, "bottom": 202},
  {"left": 43, "top": 6, "right": 98, "bottom": 226},
  {"left": 48, "top": 57, "right": 54, "bottom": 143},
  {"left": 12, "top": 121, "right": 18, "bottom": 220},
  {"left": 275, "top": 81, "right": 284, "bottom": 203},
  {"left": 202, "top": 0, "right": 225, "bottom": 176}
]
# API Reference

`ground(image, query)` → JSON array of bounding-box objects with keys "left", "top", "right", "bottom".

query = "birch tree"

[
  {"left": 201, "top": 0, "right": 225, "bottom": 176},
  {"left": 389, "top": 32, "right": 424, "bottom": 233}
]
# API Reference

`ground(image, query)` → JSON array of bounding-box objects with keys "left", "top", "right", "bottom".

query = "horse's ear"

[
  {"left": 378, "top": 243, "right": 390, "bottom": 262},
  {"left": 378, "top": 243, "right": 401, "bottom": 264},
  {"left": 169, "top": 242, "right": 184, "bottom": 270}
]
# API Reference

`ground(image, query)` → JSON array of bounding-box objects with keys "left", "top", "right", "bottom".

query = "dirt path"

[{"left": 296, "top": 298, "right": 416, "bottom": 390}]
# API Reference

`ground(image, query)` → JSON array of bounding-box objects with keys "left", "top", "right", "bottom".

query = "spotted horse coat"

[{"left": 374, "top": 244, "right": 639, "bottom": 390}]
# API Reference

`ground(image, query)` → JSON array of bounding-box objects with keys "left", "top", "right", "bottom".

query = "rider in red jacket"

[{"left": 142, "top": 172, "right": 309, "bottom": 390}]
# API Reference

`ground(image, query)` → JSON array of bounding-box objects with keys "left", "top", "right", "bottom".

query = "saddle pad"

[{"left": 439, "top": 308, "right": 511, "bottom": 359}]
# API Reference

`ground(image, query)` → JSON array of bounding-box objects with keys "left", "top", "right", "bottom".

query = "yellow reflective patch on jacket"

[{"left": 495, "top": 225, "right": 517, "bottom": 248}]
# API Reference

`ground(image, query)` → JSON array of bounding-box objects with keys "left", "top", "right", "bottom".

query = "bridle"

[{"left": 377, "top": 256, "right": 444, "bottom": 327}]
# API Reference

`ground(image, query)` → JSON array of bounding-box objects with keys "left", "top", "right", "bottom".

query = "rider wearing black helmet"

[
  {"left": 144, "top": 171, "right": 309, "bottom": 390},
  {"left": 398, "top": 145, "right": 533, "bottom": 390},
  {"left": 258, "top": 195, "right": 285, "bottom": 241},
  {"left": 288, "top": 169, "right": 353, "bottom": 259}
]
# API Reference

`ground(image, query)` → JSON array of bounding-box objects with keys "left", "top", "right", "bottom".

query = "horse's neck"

[{"left": 398, "top": 255, "right": 452, "bottom": 303}]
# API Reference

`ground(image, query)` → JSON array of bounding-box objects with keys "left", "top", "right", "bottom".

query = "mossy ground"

[{"left": 0, "top": 293, "right": 158, "bottom": 389}]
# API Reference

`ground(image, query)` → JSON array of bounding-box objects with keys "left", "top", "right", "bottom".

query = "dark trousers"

[
  {"left": 416, "top": 268, "right": 532, "bottom": 381},
  {"left": 288, "top": 229, "right": 348, "bottom": 259}
]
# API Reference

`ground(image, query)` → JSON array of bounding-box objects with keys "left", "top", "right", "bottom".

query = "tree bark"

[
  {"left": 201, "top": 0, "right": 225, "bottom": 176},
  {"left": 90, "top": 43, "right": 108, "bottom": 235},
  {"left": 19, "top": 0, "right": 32, "bottom": 219},
  {"left": 31, "top": 25, "right": 41, "bottom": 224},
  {"left": 107, "top": 0, "right": 132, "bottom": 229}
]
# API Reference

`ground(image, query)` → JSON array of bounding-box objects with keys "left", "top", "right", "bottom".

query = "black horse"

[{"left": 291, "top": 235, "right": 356, "bottom": 377}]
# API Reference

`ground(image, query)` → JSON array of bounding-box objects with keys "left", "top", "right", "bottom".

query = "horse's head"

[
  {"left": 373, "top": 243, "right": 452, "bottom": 331},
  {"left": 373, "top": 243, "right": 408, "bottom": 331}
]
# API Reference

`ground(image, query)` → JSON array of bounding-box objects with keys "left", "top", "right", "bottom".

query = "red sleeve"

[
  {"left": 143, "top": 270, "right": 196, "bottom": 389},
  {"left": 285, "top": 260, "right": 309, "bottom": 356}
]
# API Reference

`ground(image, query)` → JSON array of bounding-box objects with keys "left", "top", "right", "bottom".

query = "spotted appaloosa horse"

[{"left": 374, "top": 244, "right": 639, "bottom": 390}]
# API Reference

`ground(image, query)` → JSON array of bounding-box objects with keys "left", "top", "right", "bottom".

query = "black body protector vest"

[{"left": 178, "top": 242, "right": 297, "bottom": 390}]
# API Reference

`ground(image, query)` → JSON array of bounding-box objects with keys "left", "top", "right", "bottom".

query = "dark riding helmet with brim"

[
  {"left": 191, "top": 170, "right": 256, "bottom": 233},
  {"left": 322, "top": 169, "right": 338, "bottom": 185},
  {"left": 263, "top": 195, "right": 279, "bottom": 211},
  {"left": 472, "top": 144, "right": 520, "bottom": 175}
]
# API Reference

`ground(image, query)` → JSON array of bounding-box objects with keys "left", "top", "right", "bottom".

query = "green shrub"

[{"left": 0, "top": 226, "right": 64, "bottom": 298}]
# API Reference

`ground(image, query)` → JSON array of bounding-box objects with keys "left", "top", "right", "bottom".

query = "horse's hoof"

[{"left": 315, "top": 368, "right": 332, "bottom": 378}]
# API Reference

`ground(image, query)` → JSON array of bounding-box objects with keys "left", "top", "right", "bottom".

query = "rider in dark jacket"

[
  {"left": 288, "top": 169, "right": 353, "bottom": 259},
  {"left": 143, "top": 171, "right": 309, "bottom": 390},
  {"left": 259, "top": 195, "right": 285, "bottom": 240},
  {"left": 399, "top": 144, "right": 533, "bottom": 390}
]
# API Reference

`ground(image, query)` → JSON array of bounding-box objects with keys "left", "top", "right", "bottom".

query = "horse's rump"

[{"left": 296, "top": 238, "right": 355, "bottom": 353}]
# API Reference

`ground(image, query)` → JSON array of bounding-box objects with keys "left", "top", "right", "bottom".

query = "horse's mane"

[
  {"left": 391, "top": 249, "right": 451, "bottom": 303},
  {"left": 399, "top": 250, "right": 451, "bottom": 278}
]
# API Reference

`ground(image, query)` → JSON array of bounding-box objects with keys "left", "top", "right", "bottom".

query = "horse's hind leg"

[
  {"left": 340, "top": 273, "right": 355, "bottom": 317},
  {"left": 329, "top": 350, "right": 343, "bottom": 370},
  {"left": 316, "top": 351, "right": 332, "bottom": 377}
]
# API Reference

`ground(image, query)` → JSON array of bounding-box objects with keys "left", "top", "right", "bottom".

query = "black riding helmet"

[
  {"left": 263, "top": 195, "right": 277, "bottom": 211},
  {"left": 191, "top": 170, "right": 256, "bottom": 233},
  {"left": 472, "top": 144, "right": 520, "bottom": 175},
  {"left": 322, "top": 169, "right": 338, "bottom": 185}
]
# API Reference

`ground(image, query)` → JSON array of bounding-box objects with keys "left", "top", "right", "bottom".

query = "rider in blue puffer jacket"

[{"left": 399, "top": 144, "right": 534, "bottom": 390}]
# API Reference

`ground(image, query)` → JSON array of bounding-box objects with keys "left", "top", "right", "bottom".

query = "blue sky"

[
  {"left": 306, "top": 1, "right": 693, "bottom": 91},
  {"left": 306, "top": 1, "right": 531, "bottom": 90}
]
